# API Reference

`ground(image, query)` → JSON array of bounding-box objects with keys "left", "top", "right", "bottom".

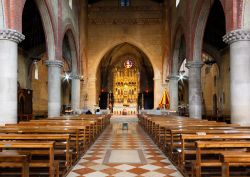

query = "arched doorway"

[{"left": 97, "top": 43, "right": 154, "bottom": 114}]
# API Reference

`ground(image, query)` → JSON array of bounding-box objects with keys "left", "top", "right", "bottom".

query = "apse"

[{"left": 97, "top": 43, "right": 154, "bottom": 112}]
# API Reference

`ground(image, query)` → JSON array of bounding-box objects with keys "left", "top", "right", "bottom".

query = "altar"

[
  {"left": 112, "top": 58, "right": 139, "bottom": 115},
  {"left": 113, "top": 104, "right": 137, "bottom": 115}
]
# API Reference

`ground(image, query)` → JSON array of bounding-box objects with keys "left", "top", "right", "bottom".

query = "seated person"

[
  {"left": 85, "top": 110, "right": 92, "bottom": 114},
  {"left": 95, "top": 109, "right": 101, "bottom": 115}
]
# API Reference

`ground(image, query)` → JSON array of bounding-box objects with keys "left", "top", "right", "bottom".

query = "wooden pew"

[
  {"left": 0, "top": 127, "right": 80, "bottom": 161},
  {"left": 0, "top": 134, "right": 71, "bottom": 175},
  {"left": 139, "top": 114, "right": 250, "bottom": 177},
  {"left": 163, "top": 127, "right": 250, "bottom": 160},
  {"left": 220, "top": 152, "right": 250, "bottom": 177},
  {"left": 157, "top": 124, "right": 239, "bottom": 152},
  {"left": 0, "top": 115, "right": 110, "bottom": 176},
  {"left": 180, "top": 134, "right": 250, "bottom": 175},
  {"left": 0, "top": 151, "right": 30, "bottom": 177},
  {"left": 195, "top": 141, "right": 250, "bottom": 177},
  {"left": 23, "top": 119, "right": 97, "bottom": 143},
  {"left": 0, "top": 141, "right": 57, "bottom": 177},
  {"left": 15, "top": 122, "right": 94, "bottom": 151}
]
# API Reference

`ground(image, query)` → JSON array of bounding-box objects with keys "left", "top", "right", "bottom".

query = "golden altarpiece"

[{"left": 113, "top": 59, "right": 139, "bottom": 115}]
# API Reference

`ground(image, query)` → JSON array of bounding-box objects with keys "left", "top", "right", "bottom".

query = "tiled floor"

[{"left": 67, "top": 118, "right": 183, "bottom": 177}]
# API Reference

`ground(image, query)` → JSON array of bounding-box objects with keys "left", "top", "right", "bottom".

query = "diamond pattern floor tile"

[{"left": 66, "top": 116, "right": 183, "bottom": 177}]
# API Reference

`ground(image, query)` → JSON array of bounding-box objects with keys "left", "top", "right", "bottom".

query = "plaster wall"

[
  {"left": 201, "top": 50, "right": 230, "bottom": 117},
  {"left": 31, "top": 55, "right": 48, "bottom": 114},
  {"left": 86, "top": 0, "right": 164, "bottom": 108},
  {"left": 17, "top": 50, "right": 28, "bottom": 89}
]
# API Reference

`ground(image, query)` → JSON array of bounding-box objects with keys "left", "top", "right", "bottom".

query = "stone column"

[
  {"left": 87, "top": 77, "right": 97, "bottom": 112},
  {"left": 71, "top": 74, "right": 81, "bottom": 113},
  {"left": 223, "top": 29, "right": 250, "bottom": 125},
  {"left": 45, "top": 60, "right": 64, "bottom": 117},
  {"left": 168, "top": 74, "right": 179, "bottom": 111},
  {"left": 0, "top": 29, "right": 24, "bottom": 125},
  {"left": 186, "top": 61, "right": 203, "bottom": 119}
]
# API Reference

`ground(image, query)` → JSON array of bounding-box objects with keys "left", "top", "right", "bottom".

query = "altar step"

[{"left": 110, "top": 115, "right": 138, "bottom": 123}]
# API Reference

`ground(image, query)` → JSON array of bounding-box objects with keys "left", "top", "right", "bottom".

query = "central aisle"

[{"left": 67, "top": 117, "right": 183, "bottom": 177}]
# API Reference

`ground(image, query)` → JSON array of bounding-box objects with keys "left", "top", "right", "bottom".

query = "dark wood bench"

[
  {"left": 0, "top": 141, "right": 57, "bottom": 177},
  {"left": 220, "top": 152, "right": 250, "bottom": 177},
  {"left": 0, "top": 127, "right": 80, "bottom": 161},
  {"left": 180, "top": 134, "right": 250, "bottom": 175},
  {"left": 0, "top": 134, "right": 71, "bottom": 175},
  {"left": 195, "top": 140, "right": 250, "bottom": 177},
  {"left": 0, "top": 151, "right": 30, "bottom": 177}
]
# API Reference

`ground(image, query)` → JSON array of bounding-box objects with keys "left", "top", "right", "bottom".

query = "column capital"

[
  {"left": 0, "top": 29, "right": 25, "bottom": 43},
  {"left": 168, "top": 74, "right": 179, "bottom": 80},
  {"left": 223, "top": 29, "right": 250, "bottom": 44},
  {"left": 71, "top": 74, "right": 81, "bottom": 80},
  {"left": 45, "top": 60, "right": 64, "bottom": 68},
  {"left": 185, "top": 61, "right": 203, "bottom": 69}
]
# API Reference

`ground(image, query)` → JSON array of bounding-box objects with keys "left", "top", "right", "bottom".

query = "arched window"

[{"left": 120, "top": 0, "right": 130, "bottom": 7}]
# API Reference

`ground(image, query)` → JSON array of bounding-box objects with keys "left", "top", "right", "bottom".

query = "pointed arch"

[
  {"left": 171, "top": 25, "right": 186, "bottom": 75},
  {"left": 192, "top": 0, "right": 226, "bottom": 61},
  {"left": 62, "top": 28, "right": 79, "bottom": 75}
]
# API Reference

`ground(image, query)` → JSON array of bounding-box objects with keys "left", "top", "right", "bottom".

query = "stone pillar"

[
  {"left": 45, "top": 60, "right": 64, "bottom": 117},
  {"left": 0, "top": 29, "right": 24, "bottom": 125},
  {"left": 87, "top": 77, "right": 97, "bottom": 112},
  {"left": 168, "top": 74, "right": 179, "bottom": 111},
  {"left": 71, "top": 74, "right": 81, "bottom": 113},
  {"left": 80, "top": 76, "right": 88, "bottom": 109},
  {"left": 154, "top": 78, "right": 163, "bottom": 109},
  {"left": 223, "top": 29, "right": 250, "bottom": 125},
  {"left": 186, "top": 61, "right": 203, "bottom": 119}
]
